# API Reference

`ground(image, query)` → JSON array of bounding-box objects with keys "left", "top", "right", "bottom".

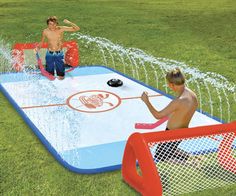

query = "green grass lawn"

[{"left": 1, "top": 0, "right": 236, "bottom": 195}]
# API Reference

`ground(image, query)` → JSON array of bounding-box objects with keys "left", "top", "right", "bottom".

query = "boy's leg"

[
  {"left": 154, "top": 141, "right": 182, "bottom": 162},
  {"left": 55, "top": 52, "right": 65, "bottom": 80},
  {"left": 45, "top": 51, "right": 55, "bottom": 75}
]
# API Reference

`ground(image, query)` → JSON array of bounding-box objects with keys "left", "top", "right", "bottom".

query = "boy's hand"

[
  {"left": 35, "top": 45, "right": 40, "bottom": 52},
  {"left": 63, "top": 19, "right": 71, "bottom": 24},
  {"left": 63, "top": 19, "right": 80, "bottom": 31},
  {"left": 141, "top": 91, "right": 149, "bottom": 103},
  {"left": 33, "top": 48, "right": 37, "bottom": 54}
]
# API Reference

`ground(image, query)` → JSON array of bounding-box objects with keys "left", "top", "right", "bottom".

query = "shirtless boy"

[
  {"left": 141, "top": 68, "right": 198, "bottom": 162},
  {"left": 38, "top": 16, "right": 80, "bottom": 80}
]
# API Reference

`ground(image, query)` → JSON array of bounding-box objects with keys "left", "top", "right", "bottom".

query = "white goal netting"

[{"left": 148, "top": 132, "right": 236, "bottom": 196}]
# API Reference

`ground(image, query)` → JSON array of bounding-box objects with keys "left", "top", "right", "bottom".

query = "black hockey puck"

[{"left": 107, "top": 78, "right": 123, "bottom": 87}]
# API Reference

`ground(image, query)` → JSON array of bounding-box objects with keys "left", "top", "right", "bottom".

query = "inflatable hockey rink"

[{"left": 1, "top": 65, "right": 233, "bottom": 174}]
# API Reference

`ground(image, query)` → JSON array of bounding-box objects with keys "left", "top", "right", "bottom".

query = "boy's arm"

[
  {"left": 141, "top": 91, "right": 178, "bottom": 119},
  {"left": 61, "top": 19, "right": 80, "bottom": 32},
  {"left": 37, "top": 30, "right": 46, "bottom": 50}
]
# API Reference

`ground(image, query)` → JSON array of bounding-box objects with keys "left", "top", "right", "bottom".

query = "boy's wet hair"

[
  {"left": 166, "top": 68, "right": 185, "bottom": 85},
  {"left": 47, "top": 16, "right": 58, "bottom": 25}
]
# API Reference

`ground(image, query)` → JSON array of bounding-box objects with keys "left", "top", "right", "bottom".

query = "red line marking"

[
  {"left": 121, "top": 94, "right": 162, "bottom": 100},
  {"left": 21, "top": 92, "right": 162, "bottom": 110},
  {"left": 66, "top": 90, "right": 122, "bottom": 113},
  {"left": 22, "top": 103, "right": 66, "bottom": 109}
]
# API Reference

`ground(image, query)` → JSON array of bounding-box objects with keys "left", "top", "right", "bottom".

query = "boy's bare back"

[
  {"left": 141, "top": 68, "right": 198, "bottom": 130},
  {"left": 167, "top": 87, "right": 198, "bottom": 129}
]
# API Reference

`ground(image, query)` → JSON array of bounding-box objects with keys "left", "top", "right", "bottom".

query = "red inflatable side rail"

[
  {"left": 218, "top": 132, "right": 236, "bottom": 174},
  {"left": 122, "top": 121, "right": 236, "bottom": 196},
  {"left": 12, "top": 41, "right": 79, "bottom": 71}
]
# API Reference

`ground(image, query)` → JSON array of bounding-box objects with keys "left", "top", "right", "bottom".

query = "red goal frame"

[
  {"left": 122, "top": 122, "right": 236, "bottom": 196},
  {"left": 12, "top": 41, "right": 79, "bottom": 71}
]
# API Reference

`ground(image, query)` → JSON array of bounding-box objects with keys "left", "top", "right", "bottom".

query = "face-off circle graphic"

[{"left": 66, "top": 90, "right": 122, "bottom": 113}]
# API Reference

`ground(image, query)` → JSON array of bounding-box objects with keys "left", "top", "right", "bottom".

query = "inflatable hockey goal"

[
  {"left": 122, "top": 122, "right": 236, "bottom": 196},
  {"left": 12, "top": 41, "right": 79, "bottom": 71}
]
